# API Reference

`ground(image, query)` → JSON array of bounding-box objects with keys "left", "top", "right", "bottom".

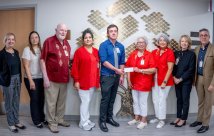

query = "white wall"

[{"left": 0, "top": 0, "right": 213, "bottom": 116}]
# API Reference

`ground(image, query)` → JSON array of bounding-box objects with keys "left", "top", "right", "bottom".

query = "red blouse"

[
  {"left": 126, "top": 50, "right": 155, "bottom": 91},
  {"left": 152, "top": 47, "right": 175, "bottom": 86},
  {"left": 71, "top": 46, "right": 100, "bottom": 90}
]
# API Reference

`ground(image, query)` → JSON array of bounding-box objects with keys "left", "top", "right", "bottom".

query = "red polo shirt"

[
  {"left": 71, "top": 46, "right": 100, "bottom": 90},
  {"left": 126, "top": 50, "right": 155, "bottom": 91},
  {"left": 41, "top": 35, "right": 71, "bottom": 83},
  {"left": 152, "top": 48, "right": 175, "bottom": 86}
]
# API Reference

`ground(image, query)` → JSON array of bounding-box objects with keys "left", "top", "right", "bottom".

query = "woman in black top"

[
  {"left": 171, "top": 35, "right": 196, "bottom": 127},
  {"left": 0, "top": 33, "right": 26, "bottom": 133}
]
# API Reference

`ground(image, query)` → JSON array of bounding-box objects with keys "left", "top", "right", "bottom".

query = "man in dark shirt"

[
  {"left": 98, "top": 24, "right": 125, "bottom": 132},
  {"left": 190, "top": 28, "right": 214, "bottom": 133}
]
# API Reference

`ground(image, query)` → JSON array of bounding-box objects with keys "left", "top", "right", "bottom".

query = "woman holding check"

[{"left": 126, "top": 36, "right": 156, "bottom": 129}]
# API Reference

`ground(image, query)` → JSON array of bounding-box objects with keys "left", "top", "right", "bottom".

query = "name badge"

[
  {"left": 175, "top": 58, "right": 179, "bottom": 65},
  {"left": 199, "top": 60, "right": 203, "bottom": 68},
  {"left": 141, "top": 59, "right": 144, "bottom": 65},
  {"left": 64, "top": 50, "right": 69, "bottom": 56},
  {"left": 116, "top": 48, "right": 120, "bottom": 53}
]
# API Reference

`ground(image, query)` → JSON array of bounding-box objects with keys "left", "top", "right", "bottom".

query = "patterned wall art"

[
  {"left": 141, "top": 12, "right": 170, "bottom": 35},
  {"left": 107, "top": 0, "right": 150, "bottom": 17}
]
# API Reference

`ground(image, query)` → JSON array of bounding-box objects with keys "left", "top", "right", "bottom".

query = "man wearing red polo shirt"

[{"left": 40, "top": 23, "right": 71, "bottom": 133}]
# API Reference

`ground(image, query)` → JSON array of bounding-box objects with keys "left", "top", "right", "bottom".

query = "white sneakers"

[
  {"left": 128, "top": 119, "right": 147, "bottom": 129},
  {"left": 88, "top": 121, "right": 95, "bottom": 128},
  {"left": 79, "top": 121, "right": 95, "bottom": 131},
  {"left": 137, "top": 122, "right": 147, "bottom": 129},
  {"left": 149, "top": 118, "right": 159, "bottom": 124},
  {"left": 156, "top": 121, "right": 165, "bottom": 128},
  {"left": 128, "top": 119, "right": 139, "bottom": 125},
  {"left": 149, "top": 118, "right": 165, "bottom": 128}
]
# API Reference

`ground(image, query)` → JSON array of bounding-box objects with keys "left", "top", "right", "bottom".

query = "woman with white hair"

[
  {"left": 150, "top": 34, "right": 175, "bottom": 128},
  {"left": 126, "top": 36, "right": 156, "bottom": 129}
]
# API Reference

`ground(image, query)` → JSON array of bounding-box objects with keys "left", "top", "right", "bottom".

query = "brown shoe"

[
  {"left": 48, "top": 124, "right": 59, "bottom": 133},
  {"left": 58, "top": 121, "right": 70, "bottom": 127}
]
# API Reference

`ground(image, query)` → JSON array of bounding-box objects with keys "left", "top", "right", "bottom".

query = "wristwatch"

[{"left": 163, "top": 80, "right": 167, "bottom": 84}]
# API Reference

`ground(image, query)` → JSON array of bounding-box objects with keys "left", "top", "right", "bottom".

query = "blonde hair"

[
  {"left": 179, "top": 35, "right": 192, "bottom": 50},
  {"left": 3, "top": 32, "right": 16, "bottom": 45}
]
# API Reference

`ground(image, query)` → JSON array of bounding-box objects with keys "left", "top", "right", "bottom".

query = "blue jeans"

[{"left": 2, "top": 74, "right": 21, "bottom": 126}]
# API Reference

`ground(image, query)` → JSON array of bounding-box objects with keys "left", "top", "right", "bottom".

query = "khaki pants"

[
  {"left": 196, "top": 75, "right": 214, "bottom": 126},
  {"left": 45, "top": 81, "right": 67, "bottom": 126}
]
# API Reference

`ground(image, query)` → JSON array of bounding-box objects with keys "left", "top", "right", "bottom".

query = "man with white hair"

[{"left": 40, "top": 23, "right": 71, "bottom": 133}]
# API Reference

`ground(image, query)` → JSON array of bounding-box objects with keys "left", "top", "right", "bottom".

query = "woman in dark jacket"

[
  {"left": 0, "top": 33, "right": 26, "bottom": 133},
  {"left": 171, "top": 35, "right": 196, "bottom": 127}
]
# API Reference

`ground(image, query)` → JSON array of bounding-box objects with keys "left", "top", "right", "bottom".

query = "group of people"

[
  {"left": 126, "top": 28, "right": 214, "bottom": 134},
  {"left": 0, "top": 23, "right": 213, "bottom": 134}
]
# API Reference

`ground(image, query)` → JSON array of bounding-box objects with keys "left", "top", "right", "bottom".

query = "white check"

[{"left": 124, "top": 67, "right": 134, "bottom": 72}]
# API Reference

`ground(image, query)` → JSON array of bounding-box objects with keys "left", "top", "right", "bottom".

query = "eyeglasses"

[
  {"left": 137, "top": 42, "right": 146, "bottom": 45},
  {"left": 199, "top": 34, "right": 209, "bottom": 37}
]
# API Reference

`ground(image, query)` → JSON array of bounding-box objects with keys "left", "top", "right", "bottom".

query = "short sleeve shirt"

[
  {"left": 22, "top": 47, "right": 43, "bottom": 79},
  {"left": 152, "top": 48, "right": 175, "bottom": 86},
  {"left": 126, "top": 50, "right": 155, "bottom": 91},
  {"left": 40, "top": 35, "right": 71, "bottom": 83}
]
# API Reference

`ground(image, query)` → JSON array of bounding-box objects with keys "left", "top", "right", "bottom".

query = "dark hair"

[
  {"left": 199, "top": 28, "right": 210, "bottom": 35},
  {"left": 82, "top": 28, "right": 94, "bottom": 41},
  {"left": 28, "top": 31, "right": 42, "bottom": 55},
  {"left": 107, "top": 24, "right": 118, "bottom": 33}
]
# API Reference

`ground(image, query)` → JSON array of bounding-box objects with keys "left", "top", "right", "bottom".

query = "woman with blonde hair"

[
  {"left": 0, "top": 33, "right": 26, "bottom": 133},
  {"left": 171, "top": 35, "right": 196, "bottom": 127}
]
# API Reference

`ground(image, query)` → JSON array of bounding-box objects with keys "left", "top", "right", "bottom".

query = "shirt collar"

[
  {"left": 107, "top": 39, "right": 119, "bottom": 47},
  {"left": 200, "top": 42, "right": 209, "bottom": 50}
]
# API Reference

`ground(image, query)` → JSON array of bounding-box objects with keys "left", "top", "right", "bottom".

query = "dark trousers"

[
  {"left": 24, "top": 78, "right": 45, "bottom": 125},
  {"left": 99, "top": 75, "right": 120, "bottom": 122},
  {"left": 175, "top": 83, "right": 192, "bottom": 120}
]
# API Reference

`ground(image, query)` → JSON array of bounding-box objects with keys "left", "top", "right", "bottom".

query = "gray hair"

[
  {"left": 157, "top": 33, "right": 170, "bottom": 44},
  {"left": 199, "top": 28, "right": 210, "bottom": 36},
  {"left": 135, "top": 36, "right": 148, "bottom": 45}
]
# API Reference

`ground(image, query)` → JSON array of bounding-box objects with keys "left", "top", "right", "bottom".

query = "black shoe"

[
  {"left": 175, "top": 121, "right": 186, "bottom": 127},
  {"left": 189, "top": 121, "right": 202, "bottom": 127},
  {"left": 43, "top": 121, "right": 48, "bottom": 126},
  {"left": 197, "top": 126, "right": 209, "bottom": 133},
  {"left": 170, "top": 119, "right": 180, "bottom": 125},
  {"left": 106, "top": 118, "right": 120, "bottom": 127},
  {"left": 15, "top": 123, "right": 26, "bottom": 129},
  {"left": 36, "top": 123, "right": 43, "bottom": 128},
  {"left": 99, "top": 122, "right": 108, "bottom": 132}
]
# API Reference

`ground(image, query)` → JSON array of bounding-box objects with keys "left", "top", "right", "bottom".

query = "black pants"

[
  {"left": 175, "top": 83, "right": 192, "bottom": 120},
  {"left": 99, "top": 75, "right": 120, "bottom": 122},
  {"left": 24, "top": 78, "right": 45, "bottom": 125}
]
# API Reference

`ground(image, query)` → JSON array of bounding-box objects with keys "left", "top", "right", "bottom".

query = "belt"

[{"left": 102, "top": 74, "right": 119, "bottom": 77}]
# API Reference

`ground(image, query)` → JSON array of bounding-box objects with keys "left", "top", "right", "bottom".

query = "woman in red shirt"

[
  {"left": 126, "top": 36, "right": 156, "bottom": 129},
  {"left": 71, "top": 29, "right": 99, "bottom": 131},
  {"left": 150, "top": 34, "right": 175, "bottom": 128}
]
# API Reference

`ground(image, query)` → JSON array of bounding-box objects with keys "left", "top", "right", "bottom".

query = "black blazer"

[
  {"left": 0, "top": 47, "right": 22, "bottom": 87},
  {"left": 172, "top": 50, "right": 196, "bottom": 84}
]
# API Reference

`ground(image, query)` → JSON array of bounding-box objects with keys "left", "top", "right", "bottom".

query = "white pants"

[
  {"left": 132, "top": 90, "right": 149, "bottom": 117},
  {"left": 78, "top": 87, "right": 95, "bottom": 126},
  {"left": 152, "top": 79, "right": 171, "bottom": 120}
]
